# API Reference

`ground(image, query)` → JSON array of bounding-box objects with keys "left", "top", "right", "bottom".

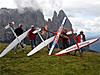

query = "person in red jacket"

[
  {"left": 61, "top": 30, "right": 70, "bottom": 49},
  {"left": 77, "top": 35, "right": 81, "bottom": 43},
  {"left": 74, "top": 31, "right": 86, "bottom": 56},
  {"left": 77, "top": 31, "right": 86, "bottom": 43},
  {"left": 28, "top": 25, "right": 36, "bottom": 49}
]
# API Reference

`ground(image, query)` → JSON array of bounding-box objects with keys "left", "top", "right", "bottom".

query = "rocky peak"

[
  {"left": 52, "top": 11, "right": 57, "bottom": 22},
  {"left": 58, "top": 10, "right": 66, "bottom": 19},
  {"left": 48, "top": 10, "right": 72, "bottom": 31},
  {"left": 0, "top": 8, "right": 46, "bottom": 42},
  {"left": 0, "top": 8, "right": 72, "bottom": 42}
]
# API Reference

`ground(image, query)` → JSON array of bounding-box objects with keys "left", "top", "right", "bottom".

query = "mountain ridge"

[{"left": 0, "top": 8, "right": 72, "bottom": 42}]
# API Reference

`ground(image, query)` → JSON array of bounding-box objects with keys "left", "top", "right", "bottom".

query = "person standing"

[
  {"left": 80, "top": 31, "right": 86, "bottom": 42},
  {"left": 14, "top": 24, "right": 25, "bottom": 54},
  {"left": 78, "top": 31, "right": 86, "bottom": 52},
  {"left": 28, "top": 25, "right": 36, "bottom": 50},
  {"left": 61, "top": 29, "right": 70, "bottom": 49},
  {"left": 74, "top": 31, "right": 86, "bottom": 56},
  {"left": 14, "top": 24, "right": 24, "bottom": 36},
  {"left": 14, "top": 24, "right": 24, "bottom": 48}
]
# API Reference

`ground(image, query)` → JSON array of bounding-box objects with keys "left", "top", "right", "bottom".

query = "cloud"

[
  {"left": 14, "top": 0, "right": 41, "bottom": 13},
  {"left": 36, "top": 0, "right": 63, "bottom": 20},
  {"left": 61, "top": 0, "right": 100, "bottom": 18},
  {"left": 13, "top": 0, "right": 100, "bottom": 37},
  {"left": 69, "top": 17, "right": 100, "bottom": 36},
  {"left": 0, "top": 0, "right": 100, "bottom": 37},
  {"left": 1, "top": 0, "right": 100, "bottom": 18},
  {"left": 32, "top": 0, "right": 100, "bottom": 22},
  {"left": 0, "top": 0, "right": 16, "bottom": 8}
]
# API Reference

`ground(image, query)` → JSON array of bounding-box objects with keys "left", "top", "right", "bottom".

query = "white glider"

[
  {"left": 0, "top": 29, "right": 30, "bottom": 57},
  {"left": 48, "top": 17, "right": 67, "bottom": 55},
  {"left": 0, "top": 26, "right": 41, "bottom": 57},
  {"left": 55, "top": 38, "right": 99, "bottom": 56},
  {"left": 27, "top": 36, "right": 55, "bottom": 56},
  {"left": 27, "top": 17, "right": 67, "bottom": 56}
]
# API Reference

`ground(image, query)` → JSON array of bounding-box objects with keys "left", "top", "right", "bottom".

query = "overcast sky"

[{"left": 0, "top": 0, "right": 100, "bottom": 37}]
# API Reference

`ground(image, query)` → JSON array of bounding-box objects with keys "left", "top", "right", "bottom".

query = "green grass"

[{"left": 0, "top": 43, "right": 100, "bottom": 75}]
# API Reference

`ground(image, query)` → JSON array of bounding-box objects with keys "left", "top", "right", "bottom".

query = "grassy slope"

[{"left": 0, "top": 43, "right": 100, "bottom": 75}]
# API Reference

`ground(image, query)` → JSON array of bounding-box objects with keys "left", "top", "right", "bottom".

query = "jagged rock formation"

[
  {"left": 0, "top": 8, "right": 46, "bottom": 42},
  {"left": 47, "top": 10, "right": 72, "bottom": 31},
  {"left": 0, "top": 8, "right": 72, "bottom": 42}
]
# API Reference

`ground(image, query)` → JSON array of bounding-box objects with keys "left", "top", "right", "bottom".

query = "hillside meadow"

[{"left": 0, "top": 43, "right": 100, "bottom": 75}]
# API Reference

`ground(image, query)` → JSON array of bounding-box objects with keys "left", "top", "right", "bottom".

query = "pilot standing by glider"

[
  {"left": 61, "top": 29, "right": 70, "bottom": 49},
  {"left": 74, "top": 31, "right": 86, "bottom": 56},
  {"left": 14, "top": 24, "right": 24, "bottom": 48},
  {"left": 14, "top": 24, "right": 25, "bottom": 54},
  {"left": 77, "top": 31, "right": 86, "bottom": 43},
  {"left": 14, "top": 24, "right": 24, "bottom": 37},
  {"left": 77, "top": 31, "right": 86, "bottom": 52},
  {"left": 28, "top": 25, "right": 36, "bottom": 50}
]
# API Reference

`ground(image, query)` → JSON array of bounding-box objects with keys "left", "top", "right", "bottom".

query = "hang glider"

[
  {"left": 27, "top": 36, "right": 55, "bottom": 56},
  {"left": 55, "top": 38, "right": 99, "bottom": 56},
  {"left": 48, "top": 17, "right": 67, "bottom": 55},
  {"left": 27, "top": 17, "right": 67, "bottom": 56},
  {"left": 0, "top": 26, "right": 41, "bottom": 57},
  {"left": 33, "top": 28, "right": 41, "bottom": 34},
  {"left": 27, "top": 26, "right": 55, "bottom": 56},
  {"left": 0, "top": 29, "right": 30, "bottom": 57},
  {"left": 5, "top": 24, "right": 25, "bottom": 48}
]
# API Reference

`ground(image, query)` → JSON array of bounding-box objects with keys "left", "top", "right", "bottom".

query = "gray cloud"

[
  {"left": 69, "top": 17, "right": 100, "bottom": 36},
  {"left": 66, "top": 4, "right": 100, "bottom": 17},
  {"left": 2, "top": 0, "right": 99, "bottom": 36},
  {"left": 14, "top": 0, "right": 41, "bottom": 13}
]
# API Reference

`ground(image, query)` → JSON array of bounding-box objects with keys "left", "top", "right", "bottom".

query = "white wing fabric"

[{"left": 27, "top": 36, "right": 55, "bottom": 56}]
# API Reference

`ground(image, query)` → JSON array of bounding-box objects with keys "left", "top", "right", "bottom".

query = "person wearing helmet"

[{"left": 28, "top": 25, "right": 36, "bottom": 49}]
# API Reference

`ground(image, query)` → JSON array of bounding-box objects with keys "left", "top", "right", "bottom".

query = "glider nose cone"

[
  {"left": 5, "top": 25, "right": 10, "bottom": 29},
  {"left": 27, "top": 53, "right": 32, "bottom": 56},
  {"left": 54, "top": 54, "right": 60, "bottom": 56},
  {"left": 0, "top": 54, "right": 3, "bottom": 57},
  {"left": 27, "top": 53, "right": 30, "bottom": 56}
]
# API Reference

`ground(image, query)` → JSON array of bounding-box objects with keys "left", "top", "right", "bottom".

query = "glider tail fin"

[{"left": 5, "top": 24, "right": 10, "bottom": 29}]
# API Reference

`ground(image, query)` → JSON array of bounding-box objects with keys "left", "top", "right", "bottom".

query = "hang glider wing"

[
  {"left": 55, "top": 38, "right": 99, "bottom": 56},
  {"left": 48, "top": 17, "right": 67, "bottom": 55},
  {"left": 0, "top": 29, "right": 30, "bottom": 57},
  {"left": 27, "top": 36, "right": 55, "bottom": 56}
]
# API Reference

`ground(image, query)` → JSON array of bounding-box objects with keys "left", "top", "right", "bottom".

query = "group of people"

[
  {"left": 63, "top": 29, "right": 86, "bottom": 55},
  {"left": 9, "top": 22, "right": 37, "bottom": 54},
  {"left": 9, "top": 22, "right": 86, "bottom": 56}
]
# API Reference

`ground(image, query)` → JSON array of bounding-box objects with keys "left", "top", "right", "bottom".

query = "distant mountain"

[
  {"left": 48, "top": 10, "right": 72, "bottom": 31},
  {"left": 87, "top": 36, "right": 100, "bottom": 52},
  {"left": 0, "top": 8, "right": 47, "bottom": 42},
  {"left": 90, "top": 38, "right": 100, "bottom": 52},
  {"left": 0, "top": 8, "right": 72, "bottom": 42}
]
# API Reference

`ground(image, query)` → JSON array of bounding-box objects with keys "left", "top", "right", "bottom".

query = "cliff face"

[
  {"left": 47, "top": 10, "right": 72, "bottom": 31},
  {"left": 0, "top": 8, "right": 72, "bottom": 42},
  {"left": 0, "top": 8, "right": 47, "bottom": 42},
  {"left": 0, "top": 8, "right": 46, "bottom": 28}
]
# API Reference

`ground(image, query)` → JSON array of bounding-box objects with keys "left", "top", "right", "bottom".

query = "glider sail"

[
  {"left": 48, "top": 17, "right": 67, "bottom": 55},
  {"left": 27, "top": 36, "right": 55, "bottom": 56},
  {"left": 55, "top": 38, "right": 99, "bottom": 56},
  {"left": 0, "top": 29, "right": 30, "bottom": 57}
]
